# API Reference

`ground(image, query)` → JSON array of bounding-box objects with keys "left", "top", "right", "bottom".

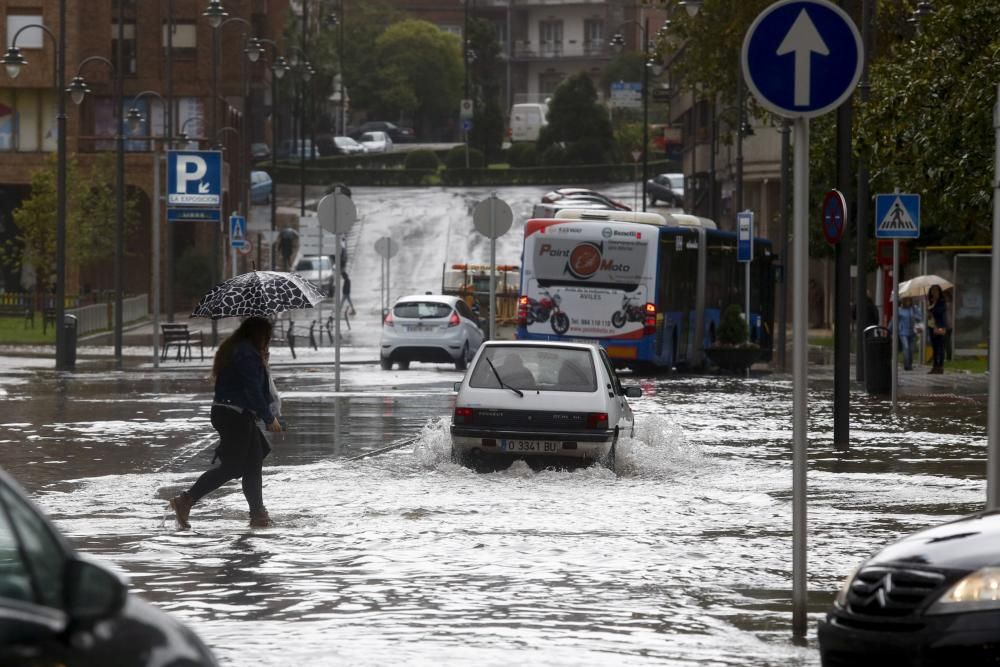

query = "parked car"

[
  {"left": 380, "top": 294, "right": 484, "bottom": 371},
  {"left": 0, "top": 466, "right": 218, "bottom": 666},
  {"left": 278, "top": 139, "right": 315, "bottom": 160},
  {"left": 250, "top": 142, "right": 271, "bottom": 160},
  {"left": 646, "top": 173, "right": 684, "bottom": 208},
  {"left": 541, "top": 188, "right": 631, "bottom": 211},
  {"left": 451, "top": 341, "right": 640, "bottom": 469},
  {"left": 333, "top": 136, "right": 367, "bottom": 155},
  {"left": 293, "top": 254, "right": 336, "bottom": 295},
  {"left": 819, "top": 510, "right": 1000, "bottom": 665},
  {"left": 350, "top": 121, "right": 415, "bottom": 143},
  {"left": 249, "top": 170, "right": 272, "bottom": 205},
  {"left": 531, "top": 200, "right": 618, "bottom": 219},
  {"left": 358, "top": 131, "right": 393, "bottom": 153},
  {"left": 508, "top": 102, "right": 549, "bottom": 142}
]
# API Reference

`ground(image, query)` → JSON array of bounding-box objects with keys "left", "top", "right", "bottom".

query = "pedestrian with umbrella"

[{"left": 170, "top": 270, "right": 324, "bottom": 529}]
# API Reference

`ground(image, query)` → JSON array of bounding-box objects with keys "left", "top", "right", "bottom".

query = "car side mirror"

[
  {"left": 453, "top": 381, "right": 462, "bottom": 392},
  {"left": 624, "top": 386, "right": 642, "bottom": 398},
  {"left": 65, "top": 556, "right": 127, "bottom": 624}
]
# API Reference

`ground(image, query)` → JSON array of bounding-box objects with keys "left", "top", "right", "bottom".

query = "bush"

[
  {"left": 404, "top": 149, "right": 441, "bottom": 170},
  {"left": 507, "top": 143, "right": 539, "bottom": 168},
  {"left": 175, "top": 248, "right": 213, "bottom": 303},
  {"left": 717, "top": 304, "right": 749, "bottom": 346},
  {"left": 445, "top": 145, "right": 485, "bottom": 169},
  {"left": 540, "top": 144, "right": 567, "bottom": 166}
]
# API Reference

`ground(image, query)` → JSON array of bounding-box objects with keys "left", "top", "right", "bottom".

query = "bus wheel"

[{"left": 551, "top": 312, "right": 570, "bottom": 335}]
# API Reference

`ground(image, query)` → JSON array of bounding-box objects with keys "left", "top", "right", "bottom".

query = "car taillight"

[
  {"left": 517, "top": 295, "right": 529, "bottom": 327},
  {"left": 644, "top": 303, "right": 656, "bottom": 335},
  {"left": 384, "top": 311, "right": 394, "bottom": 327},
  {"left": 586, "top": 412, "right": 608, "bottom": 430},
  {"left": 448, "top": 311, "right": 461, "bottom": 327},
  {"left": 454, "top": 407, "right": 475, "bottom": 425}
]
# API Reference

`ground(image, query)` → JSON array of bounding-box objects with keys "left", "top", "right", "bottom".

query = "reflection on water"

[{"left": 0, "top": 363, "right": 989, "bottom": 666}]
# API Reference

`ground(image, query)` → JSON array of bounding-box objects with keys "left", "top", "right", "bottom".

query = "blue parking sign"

[{"left": 167, "top": 150, "right": 222, "bottom": 207}]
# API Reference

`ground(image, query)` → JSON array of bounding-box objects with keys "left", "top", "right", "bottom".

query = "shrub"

[
  {"left": 445, "top": 145, "right": 485, "bottom": 169},
  {"left": 175, "top": 248, "right": 213, "bottom": 302},
  {"left": 404, "top": 149, "right": 441, "bottom": 170},
  {"left": 507, "top": 143, "right": 539, "bottom": 168},
  {"left": 717, "top": 304, "right": 750, "bottom": 346},
  {"left": 540, "top": 144, "right": 568, "bottom": 166}
]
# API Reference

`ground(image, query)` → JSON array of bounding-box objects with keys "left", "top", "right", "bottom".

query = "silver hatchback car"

[{"left": 380, "top": 294, "right": 484, "bottom": 371}]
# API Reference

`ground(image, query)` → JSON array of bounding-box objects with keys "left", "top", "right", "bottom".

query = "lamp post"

[
  {"left": 1, "top": 9, "right": 68, "bottom": 369},
  {"left": 326, "top": 2, "right": 347, "bottom": 136},
  {"left": 246, "top": 38, "right": 287, "bottom": 269},
  {"left": 286, "top": 46, "right": 313, "bottom": 219},
  {"left": 611, "top": 19, "right": 652, "bottom": 212},
  {"left": 126, "top": 91, "right": 168, "bottom": 368}
]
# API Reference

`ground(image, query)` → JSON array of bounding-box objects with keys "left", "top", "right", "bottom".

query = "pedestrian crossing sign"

[{"left": 875, "top": 193, "right": 920, "bottom": 239}]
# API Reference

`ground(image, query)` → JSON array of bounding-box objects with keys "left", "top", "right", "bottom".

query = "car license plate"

[
  {"left": 405, "top": 324, "right": 429, "bottom": 332},
  {"left": 500, "top": 439, "right": 560, "bottom": 453}
]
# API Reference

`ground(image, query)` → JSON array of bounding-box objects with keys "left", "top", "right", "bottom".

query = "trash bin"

[
  {"left": 60, "top": 314, "right": 78, "bottom": 371},
  {"left": 863, "top": 325, "right": 891, "bottom": 395}
]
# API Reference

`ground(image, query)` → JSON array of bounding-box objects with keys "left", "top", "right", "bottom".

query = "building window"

[
  {"left": 584, "top": 19, "right": 603, "bottom": 55},
  {"left": 539, "top": 72, "right": 563, "bottom": 97},
  {"left": 0, "top": 89, "right": 56, "bottom": 152},
  {"left": 539, "top": 20, "right": 563, "bottom": 57},
  {"left": 111, "top": 22, "right": 137, "bottom": 75},
  {"left": 163, "top": 22, "right": 197, "bottom": 57},
  {"left": 440, "top": 24, "right": 461, "bottom": 38},
  {"left": 6, "top": 13, "right": 45, "bottom": 49}
]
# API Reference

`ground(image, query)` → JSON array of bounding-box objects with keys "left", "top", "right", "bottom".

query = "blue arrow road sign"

[
  {"left": 737, "top": 211, "right": 754, "bottom": 262},
  {"left": 167, "top": 150, "right": 222, "bottom": 207},
  {"left": 229, "top": 214, "right": 247, "bottom": 249},
  {"left": 742, "top": 0, "right": 863, "bottom": 118},
  {"left": 462, "top": 118, "right": 473, "bottom": 132},
  {"left": 875, "top": 193, "right": 920, "bottom": 239}
]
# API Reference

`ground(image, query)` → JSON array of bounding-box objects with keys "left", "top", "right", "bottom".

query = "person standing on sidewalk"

[
  {"left": 169, "top": 317, "right": 281, "bottom": 528},
  {"left": 341, "top": 271, "right": 355, "bottom": 316},
  {"left": 890, "top": 297, "right": 921, "bottom": 371},
  {"left": 927, "top": 284, "right": 948, "bottom": 374}
]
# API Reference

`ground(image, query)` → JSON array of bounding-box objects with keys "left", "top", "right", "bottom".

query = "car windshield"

[
  {"left": 296, "top": 257, "right": 332, "bottom": 271},
  {"left": 469, "top": 346, "right": 597, "bottom": 392},
  {"left": 668, "top": 175, "right": 684, "bottom": 190},
  {"left": 393, "top": 301, "right": 453, "bottom": 319}
]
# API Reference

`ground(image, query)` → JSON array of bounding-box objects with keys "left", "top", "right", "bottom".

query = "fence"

[{"left": 67, "top": 294, "right": 149, "bottom": 336}]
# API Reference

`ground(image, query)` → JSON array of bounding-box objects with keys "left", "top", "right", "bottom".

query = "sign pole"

[
  {"left": 335, "top": 231, "right": 341, "bottom": 392},
  {"left": 490, "top": 194, "right": 497, "bottom": 341},
  {"left": 987, "top": 83, "right": 1000, "bottom": 510},
  {"left": 152, "top": 144, "right": 160, "bottom": 369},
  {"left": 318, "top": 215, "right": 325, "bottom": 334},
  {"left": 792, "top": 116, "right": 809, "bottom": 639},
  {"left": 891, "top": 238, "right": 899, "bottom": 410}
]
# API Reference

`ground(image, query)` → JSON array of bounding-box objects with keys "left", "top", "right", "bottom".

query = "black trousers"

[
  {"left": 930, "top": 332, "right": 946, "bottom": 368},
  {"left": 187, "top": 405, "right": 268, "bottom": 514}
]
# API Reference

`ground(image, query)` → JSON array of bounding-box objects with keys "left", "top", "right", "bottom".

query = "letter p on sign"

[{"left": 176, "top": 155, "right": 207, "bottom": 192}]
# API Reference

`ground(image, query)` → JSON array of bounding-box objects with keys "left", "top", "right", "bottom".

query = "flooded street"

[{"left": 0, "top": 354, "right": 990, "bottom": 666}]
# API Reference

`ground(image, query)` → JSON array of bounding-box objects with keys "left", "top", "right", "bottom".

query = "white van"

[{"left": 508, "top": 103, "right": 549, "bottom": 142}]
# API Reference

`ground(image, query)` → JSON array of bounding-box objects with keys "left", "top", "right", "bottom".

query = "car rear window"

[
  {"left": 469, "top": 346, "right": 597, "bottom": 392},
  {"left": 393, "top": 301, "right": 453, "bottom": 319},
  {"left": 296, "top": 257, "right": 332, "bottom": 271}
]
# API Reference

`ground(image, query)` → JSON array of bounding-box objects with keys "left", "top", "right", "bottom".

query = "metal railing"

[{"left": 66, "top": 293, "right": 149, "bottom": 336}]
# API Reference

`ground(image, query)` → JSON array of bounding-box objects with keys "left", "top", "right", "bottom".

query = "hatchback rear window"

[
  {"left": 469, "top": 346, "right": 597, "bottom": 392},
  {"left": 296, "top": 257, "right": 332, "bottom": 271},
  {"left": 393, "top": 302, "right": 453, "bottom": 319}
]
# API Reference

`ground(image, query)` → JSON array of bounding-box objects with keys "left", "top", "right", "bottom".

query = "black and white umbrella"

[{"left": 191, "top": 271, "right": 326, "bottom": 320}]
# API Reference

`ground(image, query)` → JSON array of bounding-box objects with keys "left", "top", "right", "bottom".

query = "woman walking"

[
  {"left": 927, "top": 284, "right": 948, "bottom": 374},
  {"left": 170, "top": 317, "right": 281, "bottom": 528}
]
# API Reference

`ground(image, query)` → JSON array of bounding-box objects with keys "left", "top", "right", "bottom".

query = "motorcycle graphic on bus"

[
  {"left": 611, "top": 294, "right": 646, "bottom": 329},
  {"left": 524, "top": 289, "right": 570, "bottom": 335}
]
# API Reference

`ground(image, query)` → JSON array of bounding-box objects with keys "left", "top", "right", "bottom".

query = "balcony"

[{"left": 512, "top": 41, "right": 611, "bottom": 60}]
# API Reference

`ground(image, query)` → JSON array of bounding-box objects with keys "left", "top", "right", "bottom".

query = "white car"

[
  {"left": 358, "top": 130, "right": 393, "bottom": 153},
  {"left": 450, "top": 341, "right": 640, "bottom": 469},
  {"left": 334, "top": 136, "right": 367, "bottom": 155},
  {"left": 380, "top": 294, "right": 484, "bottom": 370},
  {"left": 293, "top": 254, "right": 336, "bottom": 296}
]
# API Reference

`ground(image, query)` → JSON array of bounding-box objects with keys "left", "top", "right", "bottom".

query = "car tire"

[
  {"left": 455, "top": 343, "right": 469, "bottom": 371},
  {"left": 551, "top": 312, "right": 570, "bottom": 335},
  {"left": 604, "top": 428, "right": 619, "bottom": 473},
  {"left": 398, "top": 360, "right": 410, "bottom": 370},
  {"left": 380, "top": 357, "right": 392, "bottom": 370}
]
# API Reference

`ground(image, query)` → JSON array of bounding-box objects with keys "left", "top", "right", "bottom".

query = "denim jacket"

[{"left": 213, "top": 341, "right": 274, "bottom": 424}]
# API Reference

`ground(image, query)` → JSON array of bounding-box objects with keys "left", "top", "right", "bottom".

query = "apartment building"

[{"left": 0, "top": 0, "right": 288, "bottom": 302}]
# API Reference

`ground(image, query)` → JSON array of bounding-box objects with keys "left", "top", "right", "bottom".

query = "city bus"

[{"left": 515, "top": 209, "right": 775, "bottom": 370}]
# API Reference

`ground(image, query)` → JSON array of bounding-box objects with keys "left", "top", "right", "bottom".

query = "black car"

[
  {"left": 0, "top": 467, "right": 218, "bottom": 666},
  {"left": 349, "top": 121, "right": 415, "bottom": 143},
  {"left": 819, "top": 510, "right": 1000, "bottom": 666},
  {"left": 645, "top": 174, "right": 684, "bottom": 208}
]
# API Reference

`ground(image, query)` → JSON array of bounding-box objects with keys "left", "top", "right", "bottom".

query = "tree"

[
  {"left": 467, "top": 18, "right": 505, "bottom": 163},
  {"left": 372, "top": 20, "right": 463, "bottom": 140},
  {"left": 537, "top": 73, "right": 614, "bottom": 165}
]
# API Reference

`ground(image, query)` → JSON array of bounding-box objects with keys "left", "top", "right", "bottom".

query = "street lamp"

[
  {"left": 611, "top": 19, "right": 652, "bottom": 212},
  {"left": 203, "top": 1, "right": 228, "bottom": 29},
  {"left": 679, "top": 1, "right": 702, "bottom": 18},
  {"left": 286, "top": 46, "right": 313, "bottom": 219},
  {"left": 1, "top": 13, "right": 69, "bottom": 370}
]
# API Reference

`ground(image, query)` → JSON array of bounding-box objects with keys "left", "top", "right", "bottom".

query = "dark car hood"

[{"left": 867, "top": 510, "right": 1000, "bottom": 572}]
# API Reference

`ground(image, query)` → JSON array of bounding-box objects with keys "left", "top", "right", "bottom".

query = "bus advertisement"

[{"left": 516, "top": 211, "right": 774, "bottom": 371}]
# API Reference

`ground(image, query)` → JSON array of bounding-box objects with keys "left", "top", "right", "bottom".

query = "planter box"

[{"left": 705, "top": 345, "right": 761, "bottom": 373}]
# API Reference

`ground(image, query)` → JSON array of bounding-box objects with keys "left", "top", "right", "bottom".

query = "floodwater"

[{"left": 0, "top": 355, "right": 990, "bottom": 666}]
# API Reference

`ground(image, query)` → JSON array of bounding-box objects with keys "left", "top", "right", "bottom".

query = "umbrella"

[
  {"left": 894, "top": 274, "right": 954, "bottom": 299},
  {"left": 190, "top": 271, "right": 325, "bottom": 320}
]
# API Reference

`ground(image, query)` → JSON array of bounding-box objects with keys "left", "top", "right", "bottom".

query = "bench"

[
  {"left": 161, "top": 323, "right": 204, "bottom": 362},
  {"left": 41, "top": 308, "right": 56, "bottom": 335},
  {"left": 0, "top": 304, "right": 32, "bottom": 329}
]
